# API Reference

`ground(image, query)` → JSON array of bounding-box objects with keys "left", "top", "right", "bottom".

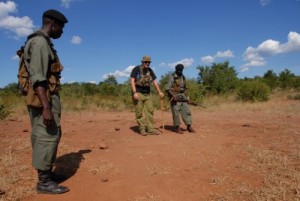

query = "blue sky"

[{"left": 1, "top": 0, "right": 300, "bottom": 88}]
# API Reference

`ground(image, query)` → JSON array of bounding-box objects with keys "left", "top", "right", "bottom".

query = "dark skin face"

[
  {"left": 175, "top": 69, "right": 183, "bottom": 76},
  {"left": 42, "top": 19, "right": 65, "bottom": 39},
  {"left": 50, "top": 21, "right": 65, "bottom": 39}
]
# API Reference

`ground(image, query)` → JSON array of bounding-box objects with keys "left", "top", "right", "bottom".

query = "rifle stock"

[
  {"left": 187, "top": 101, "right": 207, "bottom": 108},
  {"left": 169, "top": 97, "right": 207, "bottom": 108}
]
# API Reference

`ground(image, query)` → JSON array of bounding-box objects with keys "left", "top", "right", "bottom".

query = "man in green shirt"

[
  {"left": 165, "top": 64, "right": 196, "bottom": 134},
  {"left": 24, "top": 9, "right": 69, "bottom": 194}
]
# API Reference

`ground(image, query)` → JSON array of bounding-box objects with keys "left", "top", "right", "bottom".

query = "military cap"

[
  {"left": 175, "top": 64, "right": 184, "bottom": 71},
  {"left": 43, "top": 9, "right": 68, "bottom": 23},
  {"left": 141, "top": 56, "right": 151, "bottom": 62}
]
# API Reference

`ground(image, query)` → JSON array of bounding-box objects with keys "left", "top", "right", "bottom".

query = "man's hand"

[
  {"left": 159, "top": 91, "right": 164, "bottom": 98},
  {"left": 42, "top": 107, "right": 54, "bottom": 126},
  {"left": 133, "top": 92, "right": 139, "bottom": 100}
]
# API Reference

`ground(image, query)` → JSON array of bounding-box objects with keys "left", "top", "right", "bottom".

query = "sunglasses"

[{"left": 143, "top": 61, "right": 151, "bottom": 64}]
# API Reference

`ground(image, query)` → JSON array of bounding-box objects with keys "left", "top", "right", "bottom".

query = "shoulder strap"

[
  {"left": 28, "top": 31, "right": 55, "bottom": 50},
  {"left": 172, "top": 73, "right": 186, "bottom": 87}
]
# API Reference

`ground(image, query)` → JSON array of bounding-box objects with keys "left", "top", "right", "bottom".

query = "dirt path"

[{"left": 1, "top": 100, "right": 299, "bottom": 201}]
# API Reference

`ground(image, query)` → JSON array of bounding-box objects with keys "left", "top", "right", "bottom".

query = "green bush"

[{"left": 237, "top": 80, "right": 270, "bottom": 102}]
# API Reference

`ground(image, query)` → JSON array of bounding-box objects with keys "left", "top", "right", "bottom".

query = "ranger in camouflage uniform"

[
  {"left": 165, "top": 64, "right": 196, "bottom": 134},
  {"left": 130, "top": 56, "right": 164, "bottom": 136},
  {"left": 24, "top": 9, "right": 69, "bottom": 194}
]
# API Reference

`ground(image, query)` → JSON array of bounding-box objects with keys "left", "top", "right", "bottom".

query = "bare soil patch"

[{"left": 0, "top": 99, "right": 299, "bottom": 201}]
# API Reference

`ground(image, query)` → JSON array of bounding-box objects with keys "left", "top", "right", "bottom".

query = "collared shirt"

[{"left": 24, "top": 31, "right": 55, "bottom": 87}]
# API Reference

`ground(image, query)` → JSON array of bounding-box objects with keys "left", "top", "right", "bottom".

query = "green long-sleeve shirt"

[{"left": 24, "top": 31, "right": 55, "bottom": 87}]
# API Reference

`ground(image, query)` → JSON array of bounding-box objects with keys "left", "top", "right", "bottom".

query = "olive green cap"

[{"left": 141, "top": 56, "right": 151, "bottom": 62}]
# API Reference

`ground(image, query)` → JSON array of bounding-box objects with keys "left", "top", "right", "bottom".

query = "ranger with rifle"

[{"left": 165, "top": 64, "right": 196, "bottom": 134}]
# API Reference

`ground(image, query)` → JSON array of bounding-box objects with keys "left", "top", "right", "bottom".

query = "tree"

[
  {"left": 278, "top": 69, "right": 295, "bottom": 89},
  {"left": 103, "top": 75, "right": 118, "bottom": 85},
  {"left": 159, "top": 71, "right": 173, "bottom": 92},
  {"left": 197, "top": 61, "right": 238, "bottom": 94},
  {"left": 1, "top": 83, "right": 19, "bottom": 95},
  {"left": 262, "top": 69, "right": 278, "bottom": 90}
]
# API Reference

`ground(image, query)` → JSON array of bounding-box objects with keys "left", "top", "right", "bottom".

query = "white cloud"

[
  {"left": 0, "top": 1, "right": 35, "bottom": 38},
  {"left": 0, "top": 1, "right": 16, "bottom": 17},
  {"left": 71, "top": 36, "right": 82, "bottom": 44},
  {"left": 11, "top": 54, "right": 18, "bottom": 60},
  {"left": 280, "top": 31, "right": 300, "bottom": 52},
  {"left": 242, "top": 31, "right": 300, "bottom": 67},
  {"left": 201, "top": 50, "right": 235, "bottom": 64},
  {"left": 167, "top": 58, "right": 194, "bottom": 68},
  {"left": 201, "top": 56, "right": 214, "bottom": 64},
  {"left": 240, "top": 67, "right": 249, "bottom": 72},
  {"left": 260, "top": 0, "right": 271, "bottom": 6},
  {"left": 159, "top": 62, "right": 167, "bottom": 67},
  {"left": 215, "top": 50, "right": 235, "bottom": 58},
  {"left": 102, "top": 65, "right": 135, "bottom": 79},
  {"left": 61, "top": 0, "right": 73, "bottom": 8}
]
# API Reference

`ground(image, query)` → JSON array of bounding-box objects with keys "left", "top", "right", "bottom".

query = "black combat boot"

[
  {"left": 187, "top": 125, "right": 196, "bottom": 133},
  {"left": 174, "top": 126, "right": 184, "bottom": 134},
  {"left": 50, "top": 171, "right": 68, "bottom": 183},
  {"left": 37, "top": 170, "right": 69, "bottom": 194}
]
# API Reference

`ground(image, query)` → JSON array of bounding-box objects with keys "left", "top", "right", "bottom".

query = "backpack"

[
  {"left": 16, "top": 32, "right": 45, "bottom": 96},
  {"left": 17, "top": 46, "right": 28, "bottom": 95}
]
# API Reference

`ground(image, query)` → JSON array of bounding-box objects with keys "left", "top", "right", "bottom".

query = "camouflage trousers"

[
  {"left": 170, "top": 101, "right": 192, "bottom": 127},
  {"left": 133, "top": 93, "right": 154, "bottom": 132},
  {"left": 28, "top": 95, "right": 61, "bottom": 171}
]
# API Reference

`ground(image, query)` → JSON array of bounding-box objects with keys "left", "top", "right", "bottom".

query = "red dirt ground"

[{"left": 1, "top": 99, "right": 299, "bottom": 201}]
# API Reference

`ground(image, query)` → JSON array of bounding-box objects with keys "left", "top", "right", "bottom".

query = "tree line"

[{"left": 1, "top": 61, "right": 300, "bottom": 107}]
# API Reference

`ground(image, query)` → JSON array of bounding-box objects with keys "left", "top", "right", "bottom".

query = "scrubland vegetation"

[{"left": 1, "top": 61, "right": 299, "bottom": 118}]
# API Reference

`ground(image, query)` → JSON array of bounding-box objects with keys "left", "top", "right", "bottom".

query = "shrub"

[{"left": 237, "top": 80, "right": 270, "bottom": 102}]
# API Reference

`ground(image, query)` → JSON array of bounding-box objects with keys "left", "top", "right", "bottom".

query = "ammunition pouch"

[
  {"left": 26, "top": 81, "right": 50, "bottom": 108},
  {"left": 174, "top": 93, "right": 187, "bottom": 102},
  {"left": 26, "top": 61, "right": 63, "bottom": 107},
  {"left": 48, "top": 62, "right": 63, "bottom": 94},
  {"left": 135, "top": 75, "right": 151, "bottom": 87}
]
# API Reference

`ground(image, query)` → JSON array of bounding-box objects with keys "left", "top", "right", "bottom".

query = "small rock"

[
  {"left": 99, "top": 143, "right": 108, "bottom": 149},
  {"left": 101, "top": 178, "right": 108, "bottom": 182},
  {"left": 0, "top": 189, "right": 5, "bottom": 195}
]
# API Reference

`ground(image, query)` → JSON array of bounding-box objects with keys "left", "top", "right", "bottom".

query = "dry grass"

[
  {"left": 209, "top": 144, "right": 300, "bottom": 200},
  {"left": 248, "top": 146, "right": 300, "bottom": 201},
  {"left": 128, "top": 193, "right": 168, "bottom": 201},
  {"left": 0, "top": 137, "right": 78, "bottom": 201},
  {"left": 146, "top": 164, "right": 172, "bottom": 176},
  {"left": 88, "top": 160, "right": 115, "bottom": 175},
  {"left": 0, "top": 140, "right": 36, "bottom": 201}
]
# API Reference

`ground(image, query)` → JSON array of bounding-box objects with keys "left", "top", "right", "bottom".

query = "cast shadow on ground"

[
  {"left": 130, "top": 125, "right": 175, "bottom": 135},
  {"left": 53, "top": 149, "right": 91, "bottom": 183}
]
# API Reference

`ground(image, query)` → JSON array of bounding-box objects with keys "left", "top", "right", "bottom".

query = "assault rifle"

[
  {"left": 186, "top": 100, "right": 207, "bottom": 108},
  {"left": 170, "top": 97, "right": 207, "bottom": 108}
]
